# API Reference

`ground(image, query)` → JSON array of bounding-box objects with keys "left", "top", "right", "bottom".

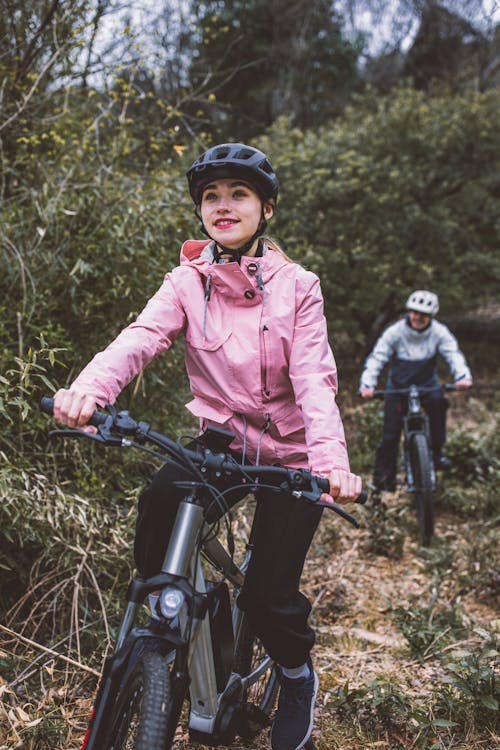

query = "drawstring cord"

[
  {"left": 241, "top": 414, "right": 247, "bottom": 464},
  {"left": 255, "top": 413, "right": 271, "bottom": 465},
  {"left": 255, "top": 263, "right": 267, "bottom": 307},
  {"left": 202, "top": 274, "right": 212, "bottom": 338},
  {"left": 256, "top": 267, "right": 264, "bottom": 291},
  {"left": 236, "top": 412, "right": 271, "bottom": 466}
]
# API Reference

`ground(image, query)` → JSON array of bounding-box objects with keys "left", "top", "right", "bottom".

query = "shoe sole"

[{"left": 270, "top": 671, "right": 319, "bottom": 750}]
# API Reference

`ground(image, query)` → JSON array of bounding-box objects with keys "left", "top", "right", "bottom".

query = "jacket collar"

[{"left": 179, "top": 239, "right": 290, "bottom": 283}]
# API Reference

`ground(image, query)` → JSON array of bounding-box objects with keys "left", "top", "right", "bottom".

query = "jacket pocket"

[
  {"left": 185, "top": 328, "right": 231, "bottom": 352},
  {"left": 185, "top": 397, "right": 233, "bottom": 425},
  {"left": 274, "top": 406, "right": 305, "bottom": 437}
]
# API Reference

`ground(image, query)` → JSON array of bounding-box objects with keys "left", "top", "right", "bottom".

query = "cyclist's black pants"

[
  {"left": 373, "top": 391, "right": 448, "bottom": 490},
  {"left": 134, "top": 451, "right": 323, "bottom": 669}
]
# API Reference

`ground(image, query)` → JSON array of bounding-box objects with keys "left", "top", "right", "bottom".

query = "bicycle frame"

[
  {"left": 402, "top": 384, "right": 436, "bottom": 492},
  {"left": 368, "top": 382, "right": 457, "bottom": 546},
  {"left": 159, "top": 493, "right": 242, "bottom": 736}
]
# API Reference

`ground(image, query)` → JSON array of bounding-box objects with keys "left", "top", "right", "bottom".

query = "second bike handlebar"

[
  {"left": 40, "top": 397, "right": 367, "bottom": 525},
  {"left": 366, "top": 383, "right": 459, "bottom": 399}
]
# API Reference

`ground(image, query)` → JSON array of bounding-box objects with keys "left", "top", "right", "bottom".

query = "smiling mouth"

[{"left": 214, "top": 219, "right": 239, "bottom": 227}]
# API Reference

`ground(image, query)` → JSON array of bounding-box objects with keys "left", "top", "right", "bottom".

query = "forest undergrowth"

[{"left": 0, "top": 394, "right": 498, "bottom": 750}]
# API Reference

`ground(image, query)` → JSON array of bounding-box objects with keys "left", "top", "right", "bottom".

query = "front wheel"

[
  {"left": 410, "top": 432, "right": 434, "bottom": 545},
  {"left": 104, "top": 650, "right": 172, "bottom": 750}
]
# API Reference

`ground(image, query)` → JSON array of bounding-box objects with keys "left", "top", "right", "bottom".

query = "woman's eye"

[
  {"left": 203, "top": 192, "right": 217, "bottom": 202},
  {"left": 233, "top": 189, "right": 247, "bottom": 198}
]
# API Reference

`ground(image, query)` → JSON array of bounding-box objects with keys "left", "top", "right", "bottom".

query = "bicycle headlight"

[{"left": 159, "top": 587, "right": 185, "bottom": 619}]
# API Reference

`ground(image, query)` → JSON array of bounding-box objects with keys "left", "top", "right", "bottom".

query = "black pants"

[
  {"left": 134, "top": 456, "right": 323, "bottom": 669},
  {"left": 373, "top": 391, "right": 448, "bottom": 491}
]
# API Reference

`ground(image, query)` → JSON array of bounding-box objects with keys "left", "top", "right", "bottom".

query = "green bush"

[
  {"left": 434, "top": 631, "right": 499, "bottom": 733},
  {"left": 437, "top": 420, "right": 500, "bottom": 518},
  {"left": 390, "top": 588, "right": 467, "bottom": 660}
]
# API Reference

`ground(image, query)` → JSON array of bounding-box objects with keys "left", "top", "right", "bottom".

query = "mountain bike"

[
  {"left": 371, "top": 384, "right": 457, "bottom": 545},
  {"left": 40, "top": 397, "right": 366, "bottom": 750}
]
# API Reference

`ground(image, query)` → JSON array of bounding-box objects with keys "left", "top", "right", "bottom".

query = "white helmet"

[{"left": 405, "top": 290, "right": 439, "bottom": 315}]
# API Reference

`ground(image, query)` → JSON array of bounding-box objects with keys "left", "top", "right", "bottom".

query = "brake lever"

[
  {"left": 292, "top": 489, "right": 361, "bottom": 527},
  {"left": 48, "top": 422, "right": 123, "bottom": 447},
  {"left": 48, "top": 428, "right": 106, "bottom": 442},
  {"left": 317, "top": 500, "right": 361, "bottom": 526}
]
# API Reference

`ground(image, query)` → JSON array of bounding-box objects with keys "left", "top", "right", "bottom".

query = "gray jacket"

[{"left": 360, "top": 316, "right": 472, "bottom": 389}]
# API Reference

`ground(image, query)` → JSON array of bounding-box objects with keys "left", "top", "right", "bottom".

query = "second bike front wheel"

[
  {"left": 104, "top": 649, "right": 171, "bottom": 750},
  {"left": 410, "top": 432, "right": 434, "bottom": 545},
  {"left": 233, "top": 615, "right": 279, "bottom": 739}
]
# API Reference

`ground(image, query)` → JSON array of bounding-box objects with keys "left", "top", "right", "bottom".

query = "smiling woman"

[
  {"left": 200, "top": 178, "right": 274, "bottom": 255},
  {"left": 187, "top": 142, "right": 279, "bottom": 261},
  {"left": 52, "top": 140, "right": 362, "bottom": 750}
]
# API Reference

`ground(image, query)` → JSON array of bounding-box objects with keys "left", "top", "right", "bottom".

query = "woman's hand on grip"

[
  {"left": 321, "top": 469, "right": 363, "bottom": 505},
  {"left": 53, "top": 388, "right": 98, "bottom": 431},
  {"left": 359, "top": 387, "right": 375, "bottom": 399},
  {"left": 454, "top": 379, "right": 472, "bottom": 391}
]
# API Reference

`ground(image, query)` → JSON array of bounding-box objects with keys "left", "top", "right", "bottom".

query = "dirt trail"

[{"left": 302, "top": 495, "right": 499, "bottom": 750}]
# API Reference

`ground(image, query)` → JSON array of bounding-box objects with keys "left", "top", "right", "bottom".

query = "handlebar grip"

[
  {"left": 39, "top": 397, "right": 109, "bottom": 427},
  {"left": 317, "top": 476, "right": 330, "bottom": 494},
  {"left": 316, "top": 475, "right": 368, "bottom": 505},
  {"left": 40, "top": 396, "right": 56, "bottom": 416},
  {"left": 356, "top": 489, "right": 368, "bottom": 504}
]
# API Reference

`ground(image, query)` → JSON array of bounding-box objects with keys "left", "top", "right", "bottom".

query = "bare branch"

[
  {"left": 0, "top": 624, "right": 101, "bottom": 677},
  {"left": 0, "top": 46, "right": 64, "bottom": 133}
]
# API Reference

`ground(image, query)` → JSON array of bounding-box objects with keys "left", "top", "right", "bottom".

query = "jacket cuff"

[{"left": 309, "top": 448, "right": 350, "bottom": 477}]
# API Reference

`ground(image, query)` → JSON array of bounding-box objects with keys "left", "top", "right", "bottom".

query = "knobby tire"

[
  {"left": 410, "top": 432, "right": 434, "bottom": 545},
  {"left": 104, "top": 650, "right": 171, "bottom": 750}
]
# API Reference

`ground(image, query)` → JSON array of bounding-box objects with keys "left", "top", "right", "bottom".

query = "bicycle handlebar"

[
  {"left": 367, "top": 383, "right": 459, "bottom": 399},
  {"left": 40, "top": 397, "right": 367, "bottom": 525}
]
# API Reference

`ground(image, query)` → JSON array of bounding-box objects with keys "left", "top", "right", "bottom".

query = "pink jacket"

[{"left": 71, "top": 240, "right": 350, "bottom": 475}]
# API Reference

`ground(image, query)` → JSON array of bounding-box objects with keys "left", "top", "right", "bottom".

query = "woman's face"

[{"left": 200, "top": 178, "right": 274, "bottom": 251}]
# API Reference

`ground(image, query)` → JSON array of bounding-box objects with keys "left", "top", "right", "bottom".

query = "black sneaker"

[{"left": 270, "top": 657, "right": 318, "bottom": 750}]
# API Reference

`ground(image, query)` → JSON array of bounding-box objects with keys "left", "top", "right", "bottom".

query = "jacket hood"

[{"left": 179, "top": 239, "right": 290, "bottom": 284}]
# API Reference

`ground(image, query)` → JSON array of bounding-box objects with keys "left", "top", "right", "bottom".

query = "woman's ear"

[{"left": 263, "top": 201, "right": 275, "bottom": 221}]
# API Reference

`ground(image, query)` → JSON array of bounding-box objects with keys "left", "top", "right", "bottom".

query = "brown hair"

[{"left": 263, "top": 236, "right": 295, "bottom": 263}]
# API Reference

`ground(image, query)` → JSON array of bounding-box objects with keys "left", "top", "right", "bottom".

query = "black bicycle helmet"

[{"left": 186, "top": 143, "right": 279, "bottom": 205}]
